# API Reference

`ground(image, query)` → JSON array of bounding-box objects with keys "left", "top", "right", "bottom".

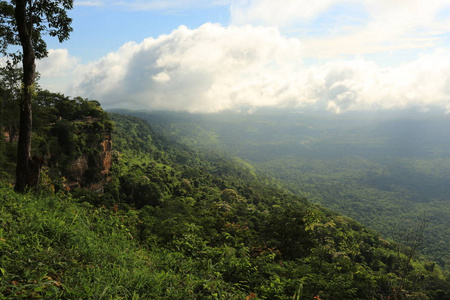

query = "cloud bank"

[
  {"left": 41, "top": 23, "right": 450, "bottom": 113},
  {"left": 72, "top": 23, "right": 304, "bottom": 112}
]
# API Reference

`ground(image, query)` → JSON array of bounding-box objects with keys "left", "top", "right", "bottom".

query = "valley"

[{"left": 131, "top": 109, "right": 450, "bottom": 269}]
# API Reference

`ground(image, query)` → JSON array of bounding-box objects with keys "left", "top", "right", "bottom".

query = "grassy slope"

[{"left": 0, "top": 183, "right": 249, "bottom": 299}]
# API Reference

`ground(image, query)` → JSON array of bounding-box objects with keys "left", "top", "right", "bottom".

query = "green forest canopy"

[
  {"left": 0, "top": 92, "right": 450, "bottom": 298},
  {"left": 129, "top": 109, "right": 450, "bottom": 270}
]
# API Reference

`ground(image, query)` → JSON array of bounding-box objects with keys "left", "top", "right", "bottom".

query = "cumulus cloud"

[
  {"left": 72, "top": 23, "right": 304, "bottom": 112},
  {"left": 64, "top": 23, "right": 450, "bottom": 114},
  {"left": 37, "top": 49, "right": 78, "bottom": 77},
  {"left": 309, "top": 51, "right": 450, "bottom": 113},
  {"left": 36, "top": 49, "right": 78, "bottom": 92}
]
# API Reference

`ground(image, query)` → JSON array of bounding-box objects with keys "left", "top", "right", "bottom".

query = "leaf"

[{"left": 34, "top": 286, "right": 44, "bottom": 292}]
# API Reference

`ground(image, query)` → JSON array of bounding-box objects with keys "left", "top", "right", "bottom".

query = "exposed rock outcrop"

[{"left": 65, "top": 132, "right": 112, "bottom": 192}]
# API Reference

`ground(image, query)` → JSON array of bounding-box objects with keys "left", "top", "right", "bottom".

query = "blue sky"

[
  {"left": 36, "top": 0, "right": 450, "bottom": 113},
  {"left": 46, "top": 1, "right": 230, "bottom": 61}
]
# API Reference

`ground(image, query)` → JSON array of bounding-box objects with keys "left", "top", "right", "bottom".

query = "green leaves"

[{"left": 0, "top": 0, "right": 73, "bottom": 59}]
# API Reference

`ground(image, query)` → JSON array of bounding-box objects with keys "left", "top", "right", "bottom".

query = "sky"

[{"left": 33, "top": 0, "right": 450, "bottom": 113}]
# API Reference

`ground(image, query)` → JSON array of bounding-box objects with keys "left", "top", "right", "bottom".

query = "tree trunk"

[{"left": 14, "top": 0, "right": 38, "bottom": 192}]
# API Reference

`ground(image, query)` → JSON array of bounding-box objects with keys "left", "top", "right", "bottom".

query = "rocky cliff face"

[
  {"left": 1, "top": 92, "right": 114, "bottom": 192},
  {"left": 65, "top": 132, "right": 112, "bottom": 192},
  {"left": 90, "top": 133, "right": 113, "bottom": 192},
  {"left": 3, "top": 122, "right": 113, "bottom": 192}
]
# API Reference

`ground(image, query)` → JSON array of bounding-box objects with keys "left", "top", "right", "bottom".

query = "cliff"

[
  {"left": 65, "top": 131, "right": 112, "bottom": 192},
  {"left": 36, "top": 96, "right": 115, "bottom": 193},
  {"left": 0, "top": 93, "right": 114, "bottom": 192}
]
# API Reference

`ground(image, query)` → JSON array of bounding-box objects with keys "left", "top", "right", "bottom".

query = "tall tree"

[{"left": 0, "top": 0, "right": 73, "bottom": 192}]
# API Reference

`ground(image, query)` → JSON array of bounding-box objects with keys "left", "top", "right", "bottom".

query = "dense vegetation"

[
  {"left": 2, "top": 95, "right": 450, "bottom": 298},
  {"left": 124, "top": 109, "right": 450, "bottom": 271},
  {"left": 1, "top": 85, "right": 113, "bottom": 189}
]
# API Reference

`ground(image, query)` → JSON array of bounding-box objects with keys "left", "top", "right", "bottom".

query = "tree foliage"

[
  {"left": 0, "top": 0, "right": 73, "bottom": 59},
  {"left": 0, "top": 0, "right": 73, "bottom": 192}
]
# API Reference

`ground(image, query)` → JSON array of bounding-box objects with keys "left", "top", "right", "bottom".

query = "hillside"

[
  {"left": 1, "top": 106, "right": 450, "bottom": 298},
  {"left": 122, "top": 109, "right": 450, "bottom": 270},
  {"left": 1, "top": 91, "right": 114, "bottom": 191}
]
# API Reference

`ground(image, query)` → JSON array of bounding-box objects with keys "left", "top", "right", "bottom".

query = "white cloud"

[
  {"left": 152, "top": 72, "right": 171, "bottom": 83},
  {"left": 309, "top": 51, "right": 450, "bottom": 113},
  {"left": 61, "top": 23, "right": 450, "bottom": 114},
  {"left": 74, "top": 0, "right": 103, "bottom": 6},
  {"left": 230, "top": 0, "right": 342, "bottom": 26},
  {"left": 36, "top": 49, "right": 78, "bottom": 92},
  {"left": 231, "top": 0, "right": 450, "bottom": 30},
  {"left": 72, "top": 23, "right": 304, "bottom": 112},
  {"left": 37, "top": 49, "right": 78, "bottom": 77},
  {"left": 230, "top": 0, "right": 450, "bottom": 58}
]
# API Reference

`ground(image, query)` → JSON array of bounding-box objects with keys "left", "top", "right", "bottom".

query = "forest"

[
  {"left": 1, "top": 87, "right": 450, "bottom": 298},
  {"left": 1, "top": 0, "right": 450, "bottom": 298},
  {"left": 125, "top": 109, "right": 450, "bottom": 270}
]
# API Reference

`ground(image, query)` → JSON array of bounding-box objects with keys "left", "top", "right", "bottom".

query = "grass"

[{"left": 0, "top": 183, "right": 247, "bottom": 299}]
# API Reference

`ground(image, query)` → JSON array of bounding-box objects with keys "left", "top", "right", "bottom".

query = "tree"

[{"left": 0, "top": 0, "right": 73, "bottom": 192}]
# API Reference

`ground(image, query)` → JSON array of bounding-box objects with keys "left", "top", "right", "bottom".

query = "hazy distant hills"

[{"left": 120, "top": 109, "right": 450, "bottom": 268}]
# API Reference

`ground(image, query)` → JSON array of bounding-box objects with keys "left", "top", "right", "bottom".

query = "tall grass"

[{"left": 0, "top": 184, "right": 246, "bottom": 299}]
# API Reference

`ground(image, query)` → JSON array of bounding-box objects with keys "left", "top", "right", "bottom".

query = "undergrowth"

[{"left": 0, "top": 183, "right": 246, "bottom": 299}]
